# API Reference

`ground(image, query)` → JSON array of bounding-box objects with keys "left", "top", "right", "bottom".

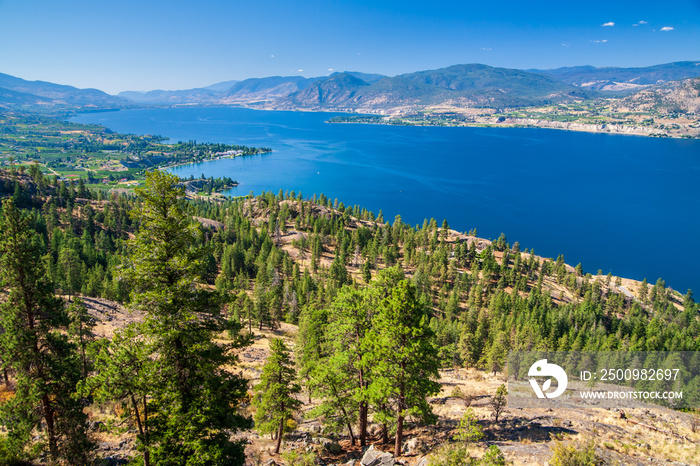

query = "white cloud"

[
  {"left": 270, "top": 54, "right": 275, "bottom": 58},
  {"left": 638, "top": 20, "right": 647, "bottom": 24},
  {"left": 601, "top": 22, "right": 615, "bottom": 27},
  {"left": 328, "top": 68, "right": 334, "bottom": 71},
  {"left": 592, "top": 39, "right": 608, "bottom": 43},
  {"left": 481, "top": 47, "right": 492, "bottom": 52},
  {"left": 561, "top": 43, "right": 569, "bottom": 48},
  {"left": 297, "top": 69, "right": 304, "bottom": 72},
  {"left": 660, "top": 26, "right": 674, "bottom": 31}
]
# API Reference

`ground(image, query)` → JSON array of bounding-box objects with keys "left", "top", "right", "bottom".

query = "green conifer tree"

[
  {"left": 0, "top": 199, "right": 91, "bottom": 464},
  {"left": 366, "top": 277, "right": 441, "bottom": 457},
  {"left": 254, "top": 338, "right": 302, "bottom": 454},
  {"left": 94, "top": 171, "right": 251, "bottom": 465},
  {"left": 316, "top": 285, "right": 375, "bottom": 446}
]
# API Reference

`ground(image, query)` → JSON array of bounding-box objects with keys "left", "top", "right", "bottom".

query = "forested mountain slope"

[{"left": 1, "top": 157, "right": 698, "bottom": 464}]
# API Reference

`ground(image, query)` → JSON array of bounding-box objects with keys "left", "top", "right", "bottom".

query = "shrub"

[
  {"left": 281, "top": 449, "right": 317, "bottom": 466},
  {"left": 481, "top": 445, "right": 506, "bottom": 466},
  {"left": 550, "top": 439, "right": 601, "bottom": 466},
  {"left": 455, "top": 408, "right": 484, "bottom": 444},
  {"left": 428, "top": 443, "right": 472, "bottom": 466},
  {"left": 428, "top": 444, "right": 507, "bottom": 466}
]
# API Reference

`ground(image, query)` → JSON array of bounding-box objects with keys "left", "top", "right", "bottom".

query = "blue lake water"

[{"left": 71, "top": 107, "right": 700, "bottom": 293}]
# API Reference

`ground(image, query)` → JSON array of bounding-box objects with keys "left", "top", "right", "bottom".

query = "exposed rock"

[
  {"left": 360, "top": 445, "right": 395, "bottom": 466},
  {"left": 401, "top": 437, "right": 424, "bottom": 456},
  {"left": 193, "top": 216, "right": 224, "bottom": 230}
]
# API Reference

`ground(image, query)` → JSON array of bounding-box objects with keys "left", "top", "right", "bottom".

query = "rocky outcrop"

[
  {"left": 360, "top": 445, "right": 395, "bottom": 466},
  {"left": 401, "top": 437, "right": 425, "bottom": 456}
]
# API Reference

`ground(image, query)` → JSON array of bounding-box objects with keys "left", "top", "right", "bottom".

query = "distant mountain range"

[
  {"left": 530, "top": 61, "right": 700, "bottom": 91},
  {"left": 0, "top": 72, "right": 129, "bottom": 111},
  {"left": 1, "top": 61, "right": 699, "bottom": 114},
  {"left": 114, "top": 66, "right": 593, "bottom": 110},
  {"left": 121, "top": 72, "right": 389, "bottom": 106},
  {"left": 274, "top": 65, "right": 593, "bottom": 110}
]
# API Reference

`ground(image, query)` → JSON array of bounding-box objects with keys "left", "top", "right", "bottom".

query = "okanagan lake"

[{"left": 72, "top": 107, "right": 700, "bottom": 293}]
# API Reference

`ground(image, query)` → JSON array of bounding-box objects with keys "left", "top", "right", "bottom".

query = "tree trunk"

[
  {"left": 394, "top": 413, "right": 404, "bottom": 458},
  {"left": 359, "top": 365, "right": 368, "bottom": 446},
  {"left": 347, "top": 421, "right": 356, "bottom": 446},
  {"left": 42, "top": 394, "right": 58, "bottom": 461},
  {"left": 395, "top": 380, "right": 406, "bottom": 457},
  {"left": 382, "top": 423, "right": 389, "bottom": 444},
  {"left": 339, "top": 405, "right": 355, "bottom": 446},
  {"left": 79, "top": 321, "right": 87, "bottom": 378},
  {"left": 28, "top": 300, "right": 57, "bottom": 462},
  {"left": 131, "top": 394, "right": 150, "bottom": 466},
  {"left": 275, "top": 417, "right": 284, "bottom": 454},
  {"left": 144, "top": 395, "right": 150, "bottom": 466},
  {"left": 359, "top": 401, "right": 368, "bottom": 446}
]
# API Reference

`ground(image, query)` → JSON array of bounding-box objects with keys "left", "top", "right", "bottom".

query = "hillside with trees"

[{"left": 1, "top": 131, "right": 699, "bottom": 464}]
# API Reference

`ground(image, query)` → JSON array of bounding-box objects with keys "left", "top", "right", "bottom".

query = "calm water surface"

[{"left": 72, "top": 107, "right": 700, "bottom": 293}]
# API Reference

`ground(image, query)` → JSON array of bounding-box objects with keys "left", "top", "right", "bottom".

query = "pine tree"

[
  {"left": 490, "top": 384, "right": 508, "bottom": 422},
  {"left": 362, "top": 259, "right": 372, "bottom": 283},
  {"left": 296, "top": 304, "right": 327, "bottom": 403},
  {"left": 316, "top": 285, "right": 375, "bottom": 446},
  {"left": 0, "top": 199, "right": 91, "bottom": 463},
  {"left": 254, "top": 338, "right": 302, "bottom": 454},
  {"left": 367, "top": 277, "right": 441, "bottom": 457},
  {"left": 97, "top": 171, "right": 251, "bottom": 465},
  {"left": 485, "top": 331, "right": 508, "bottom": 375}
]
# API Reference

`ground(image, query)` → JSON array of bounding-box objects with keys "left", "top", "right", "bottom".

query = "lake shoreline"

[
  {"left": 326, "top": 115, "right": 699, "bottom": 139},
  {"left": 72, "top": 106, "right": 700, "bottom": 293}
]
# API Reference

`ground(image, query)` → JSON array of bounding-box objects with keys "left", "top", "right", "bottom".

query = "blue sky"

[{"left": 1, "top": 0, "right": 698, "bottom": 94}]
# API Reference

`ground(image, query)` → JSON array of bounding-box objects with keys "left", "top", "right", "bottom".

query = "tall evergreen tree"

[
  {"left": 253, "top": 338, "right": 302, "bottom": 454},
  {"left": 99, "top": 171, "right": 251, "bottom": 465},
  {"left": 366, "top": 277, "right": 441, "bottom": 457},
  {"left": 316, "top": 285, "right": 375, "bottom": 446},
  {"left": 0, "top": 199, "right": 91, "bottom": 464}
]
